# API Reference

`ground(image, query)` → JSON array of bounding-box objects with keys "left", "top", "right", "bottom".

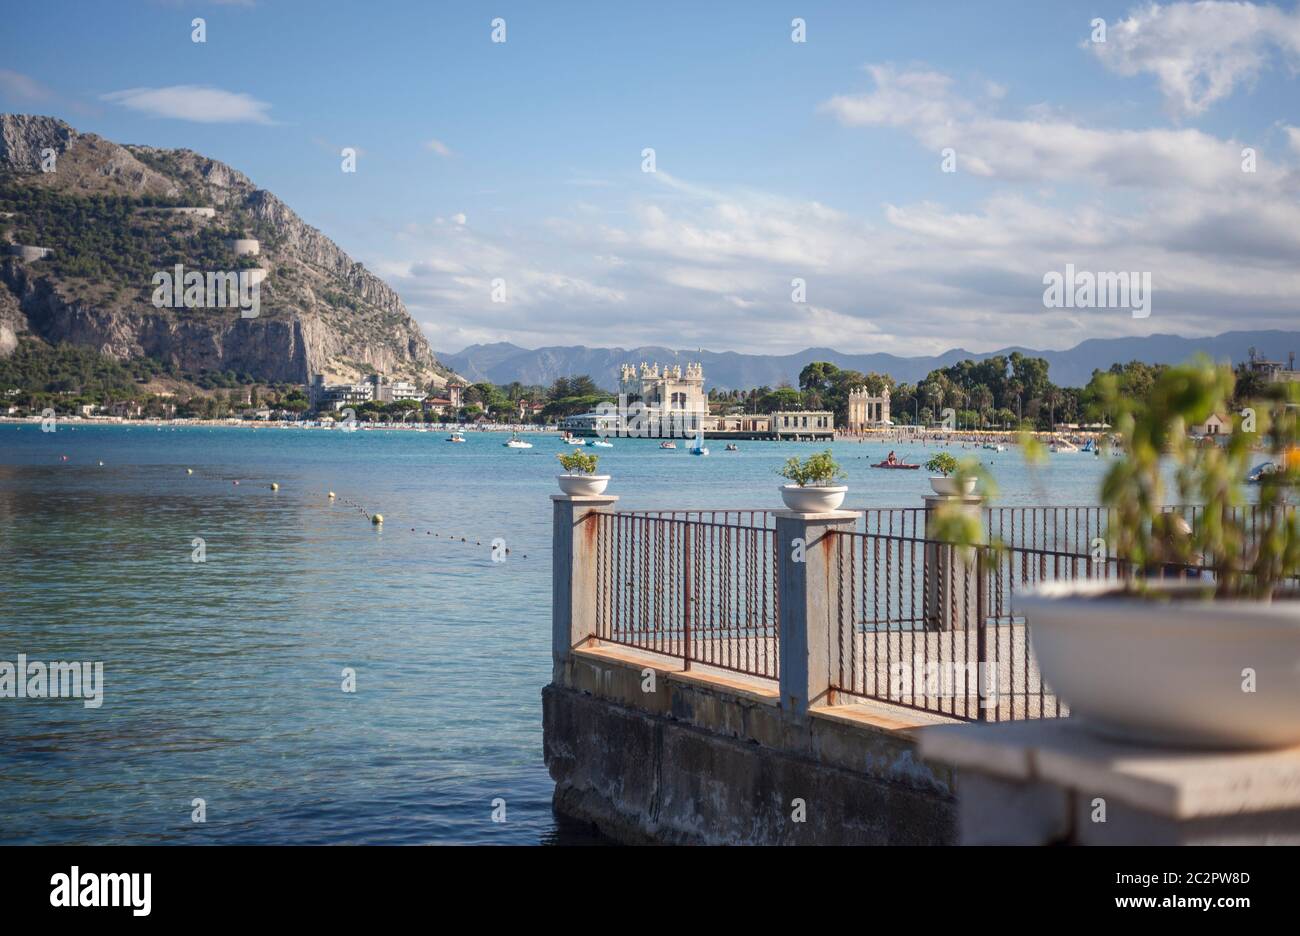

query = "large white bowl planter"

[
  {"left": 1018, "top": 580, "right": 1300, "bottom": 750},
  {"left": 779, "top": 484, "right": 847, "bottom": 512},
  {"left": 556, "top": 474, "right": 610, "bottom": 496},
  {"left": 929, "top": 476, "right": 977, "bottom": 496}
]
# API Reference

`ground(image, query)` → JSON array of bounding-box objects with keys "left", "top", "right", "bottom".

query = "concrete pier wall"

[{"left": 544, "top": 644, "right": 957, "bottom": 845}]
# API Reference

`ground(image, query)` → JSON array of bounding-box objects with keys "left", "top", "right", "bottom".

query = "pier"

[{"left": 543, "top": 496, "right": 1294, "bottom": 844}]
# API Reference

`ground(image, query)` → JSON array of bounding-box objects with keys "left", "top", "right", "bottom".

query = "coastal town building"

[
  {"left": 847, "top": 386, "right": 891, "bottom": 430},
  {"left": 309, "top": 373, "right": 427, "bottom": 410},
  {"left": 422, "top": 395, "right": 455, "bottom": 417},
  {"left": 1191, "top": 413, "right": 1230, "bottom": 436},
  {"left": 366, "top": 374, "right": 422, "bottom": 403},
  {"left": 772, "top": 410, "right": 834, "bottom": 437},
  {"left": 1248, "top": 348, "right": 1300, "bottom": 384},
  {"left": 718, "top": 413, "right": 771, "bottom": 432},
  {"left": 310, "top": 375, "right": 373, "bottom": 411}
]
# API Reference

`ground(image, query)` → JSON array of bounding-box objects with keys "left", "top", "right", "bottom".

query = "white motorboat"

[{"left": 504, "top": 434, "right": 533, "bottom": 449}]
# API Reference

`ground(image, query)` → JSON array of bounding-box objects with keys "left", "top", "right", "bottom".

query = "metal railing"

[
  {"left": 593, "top": 512, "right": 779, "bottom": 679},
  {"left": 616, "top": 508, "right": 777, "bottom": 529},
  {"left": 588, "top": 502, "right": 1293, "bottom": 720},
  {"left": 830, "top": 531, "right": 1093, "bottom": 721}
]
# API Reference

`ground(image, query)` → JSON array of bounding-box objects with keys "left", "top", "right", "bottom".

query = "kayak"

[{"left": 870, "top": 462, "right": 921, "bottom": 469}]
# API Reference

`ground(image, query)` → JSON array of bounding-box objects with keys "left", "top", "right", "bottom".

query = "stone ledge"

[
  {"left": 811, "top": 699, "right": 962, "bottom": 740},
  {"left": 919, "top": 718, "right": 1300, "bottom": 820}
]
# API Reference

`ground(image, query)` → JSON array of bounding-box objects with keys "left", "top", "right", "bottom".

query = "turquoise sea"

[{"left": 0, "top": 423, "right": 1117, "bottom": 844}]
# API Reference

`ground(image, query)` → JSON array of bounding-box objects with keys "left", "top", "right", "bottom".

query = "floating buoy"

[
  {"left": 270, "top": 483, "right": 279, "bottom": 491},
  {"left": 186, "top": 468, "right": 193, "bottom": 475},
  {"left": 60, "top": 455, "right": 68, "bottom": 461},
  {"left": 371, "top": 514, "right": 383, "bottom": 525},
  {"left": 328, "top": 491, "right": 335, "bottom": 499},
  {"left": 97, "top": 461, "right": 104, "bottom": 467},
  {"left": 233, "top": 481, "right": 239, "bottom": 486}
]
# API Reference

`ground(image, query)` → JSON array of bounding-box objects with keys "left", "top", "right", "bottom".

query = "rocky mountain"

[
  {"left": 438, "top": 330, "right": 1300, "bottom": 391},
  {"left": 0, "top": 114, "right": 452, "bottom": 387}
]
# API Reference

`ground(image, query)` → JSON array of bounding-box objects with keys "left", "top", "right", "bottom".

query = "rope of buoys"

[
  {"left": 316, "top": 487, "right": 526, "bottom": 558},
  {"left": 176, "top": 468, "right": 528, "bottom": 558}
]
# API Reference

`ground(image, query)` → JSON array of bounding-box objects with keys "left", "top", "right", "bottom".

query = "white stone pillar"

[
  {"left": 776, "top": 508, "right": 859, "bottom": 715},
  {"left": 552, "top": 494, "right": 619, "bottom": 665}
]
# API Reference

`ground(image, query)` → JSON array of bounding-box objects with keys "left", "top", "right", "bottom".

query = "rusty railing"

[{"left": 593, "top": 512, "right": 779, "bottom": 679}]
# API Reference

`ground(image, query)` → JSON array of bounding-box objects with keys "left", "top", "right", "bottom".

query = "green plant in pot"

[
  {"left": 778, "top": 449, "right": 848, "bottom": 512},
  {"left": 1018, "top": 357, "right": 1300, "bottom": 749},
  {"left": 925, "top": 451, "right": 979, "bottom": 496},
  {"left": 555, "top": 449, "right": 609, "bottom": 496}
]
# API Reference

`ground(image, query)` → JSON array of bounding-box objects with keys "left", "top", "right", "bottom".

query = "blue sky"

[{"left": 3, "top": 0, "right": 1299, "bottom": 355}]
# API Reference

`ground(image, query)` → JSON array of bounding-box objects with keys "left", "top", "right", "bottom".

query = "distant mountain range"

[{"left": 437, "top": 330, "right": 1300, "bottom": 391}]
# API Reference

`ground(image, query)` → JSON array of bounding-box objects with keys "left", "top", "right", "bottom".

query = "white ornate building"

[
  {"left": 847, "top": 386, "right": 891, "bottom": 431},
  {"left": 619, "top": 362, "right": 706, "bottom": 415}
]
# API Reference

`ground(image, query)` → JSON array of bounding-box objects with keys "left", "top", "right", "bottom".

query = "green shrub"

[
  {"left": 925, "top": 452, "right": 958, "bottom": 476},
  {"left": 778, "top": 450, "right": 845, "bottom": 487},
  {"left": 557, "top": 450, "right": 599, "bottom": 474}
]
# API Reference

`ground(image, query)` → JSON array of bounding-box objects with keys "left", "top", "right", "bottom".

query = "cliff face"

[{"left": 0, "top": 114, "right": 450, "bottom": 387}]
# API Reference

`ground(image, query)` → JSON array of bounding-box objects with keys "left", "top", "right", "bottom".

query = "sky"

[{"left": 2, "top": 0, "right": 1299, "bottom": 357}]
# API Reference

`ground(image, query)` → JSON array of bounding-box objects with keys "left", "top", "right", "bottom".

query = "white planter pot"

[
  {"left": 1018, "top": 581, "right": 1300, "bottom": 749},
  {"left": 929, "top": 476, "right": 977, "bottom": 496},
  {"left": 556, "top": 474, "right": 610, "bottom": 496},
  {"left": 779, "top": 484, "right": 847, "bottom": 513}
]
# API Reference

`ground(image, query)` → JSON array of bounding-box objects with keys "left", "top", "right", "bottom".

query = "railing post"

[
  {"left": 682, "top": 521, "right": 693, "bottom": 671},
  {"left": 776, "top": 507, "right": 859, "bottom": 717},
  {"left": 552, "top": 494, "right": 619, "bottom": 674},
  {"left": 922, "top": 493, "right": 985, "bottom": 631},
  {"left": 976, "top": 545, "right": 991, "bottom": 722}
]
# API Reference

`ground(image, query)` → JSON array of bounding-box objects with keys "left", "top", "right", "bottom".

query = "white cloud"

[
  {"left": 1284, "top": 124, "right": 1300, "bottom": 154},
  {"left": 1087, "top": 1, "right": 1300, "bottom": 117},
  {"left": 424, "top": 138, "right": 453, "bottom": 157},
  {"left": 0, "top": 69, "right": 54, "bottom": 102},
  {"left": 101, "top": 85, "right": 274, "bottom": 124},
  {"left": 820, "top": 62, "right": 1279, "bottom": 192}
]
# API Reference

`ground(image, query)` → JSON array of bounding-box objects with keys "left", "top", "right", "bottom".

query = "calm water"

[{"left": 0, "top": 423, "right": 1115, "bottom": 844}]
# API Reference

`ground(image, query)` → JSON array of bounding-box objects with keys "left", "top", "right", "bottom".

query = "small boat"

[
  {"left": 589, "top": 436, "right": 614, "bottom": 448},
  {"left": 982, "top": 443, "right": 1006, "bottom": 452},
  {"left": 659, "top": 440, "right": 676, "bottom": 449},
  {"left": 689, "top": 428, "right": 709, "bottom": 456},
  {"left": 1081, "top": 439, "right": 1096, "bottom": 454},
  {"left": 870, "top": 461, "right": 921, "bottom": 470},
  {"left": 504, "top": 434, "right": 533, "bottom": 449},
  {"left": 445, "top": 431, "right": 466, "bottom": 443},
  {"left": 724, "top": 443, "right": 739, "bottom": 452}
]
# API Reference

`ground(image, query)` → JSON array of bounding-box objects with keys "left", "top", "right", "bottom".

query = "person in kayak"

[{"left": 885, "top": 451, "right": 898, "bottom": 465}]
